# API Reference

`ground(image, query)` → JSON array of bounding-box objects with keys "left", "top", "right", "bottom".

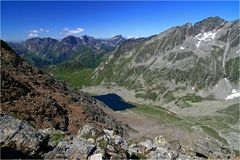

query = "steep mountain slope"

[
  {"left": 0, "top": 40, "right": 125, "bottom": 135},
  {"left": 92, "top": 17, "right": 240, "bottom": 102},
  {"left": 9, "top": 35, "right": 126, "bottom": 67}
]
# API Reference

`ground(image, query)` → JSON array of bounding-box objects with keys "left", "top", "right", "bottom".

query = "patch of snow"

[
  {"left": 27, "top": 44, "right": 31, "bottom": 50},
  {"left": 225, "top": 92, "right": 240, "bottom": 100},
  {"left": 192, "top": 87, "right": 195, "bottom": 90},
  {"left": 196, "top": 41, "right": 201, "bottom": 47},
  {"left": 195, "top": 31, "right": 217, "bottom": 47},
  {"left": 232, "top": 89, "right": 237, "bottom": 93},
  {"left": 224, "top": 78, "right": 230, "bottom": 82},
  {"left": 180, "top": 47, "right": 185, "bottom": 50},
  {"left": 112, "top": 36, "right": 119, "bottom": 40},
  {"left": 127, "top": 36, "right": 139, "bottom": 39},
  {"left": 236, "top": 50, "right": 240, "bottom": 54}
]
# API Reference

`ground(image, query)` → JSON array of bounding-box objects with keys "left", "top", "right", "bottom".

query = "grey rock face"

[
  {"left": 92, "top": 17, "right": 239, "bottom": 102},
  {"left": 193, "top": 138, "right": 231, "bottom": 159},
  {"left": 44, "top": 141, "right": 70, "bottom": 159},
  {"left": 140, "top": 139, "right": 157, "bottom": 151},
  {"left": 45, "top": 140, "right": 95, "bottom": 159},
  {"left": 66, "top": 138, "right": 96, "bottom": 159},
  {"left": 211, "top": 78, "right": 233, "bottom": 99},
  {"left": 0, "top": 113, "right": 48, "bottom": 158}
]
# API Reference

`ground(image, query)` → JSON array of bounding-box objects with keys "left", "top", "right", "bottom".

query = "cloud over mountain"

[
  {"left": 62, "top": 27, "right": 84, "bottom": 36},
  {"left": 27, "top": 28, "right": 49, "bottom": 37}
]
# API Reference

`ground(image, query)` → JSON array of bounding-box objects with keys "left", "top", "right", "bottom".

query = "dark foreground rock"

[
  {"left": 0, "top": 113, "right": 48, "bottom": 158},
  {"left": 0, "top": 113, "right": 236, "bottom": 159}
]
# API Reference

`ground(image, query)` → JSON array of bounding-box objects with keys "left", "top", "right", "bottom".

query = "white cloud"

[
  {"left": 28, "top": 32, "right": 39, "bottom": 37},
  {"left": 127, "top": 36, "right": 139, "bottom": 39},
  {"left": 27, "top": 28, "right": 50, "bottom": 38},
  {"left": 30, "top": 30, "right": 39, "bottom": 33},
  {"left": 62, "top": 27, "right": 84, "bottom": 36}
]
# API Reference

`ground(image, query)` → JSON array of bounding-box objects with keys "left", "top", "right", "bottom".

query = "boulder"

[
  {"left": 128, "top": 143, "right": 144, "bottom": 155},
  {"left": 44, "top": 141, "right": 70, "bottom": 159},
  {"left": 155, "top": 135, "right": 168, "bottom": 148},
  {"left": 0, "top": 113, "right": 48, "bottom": 158},
  {"left": 78, "top": 124, "right": 95, "bottom": 137},
  {"left": 66, "top": 138, "right": 96, "bottom": 159},
  {"left": 193, "top": 138, "right": 231, "bottom": 159},
  {"left": 104, "top": 129, "right": 114, "bottom": 138},
  {"left": 140, "top": 139, "right": 157, "bottom": 151},
  {"left": 89, "top": 153, "right": 103, "bottom": 160}
]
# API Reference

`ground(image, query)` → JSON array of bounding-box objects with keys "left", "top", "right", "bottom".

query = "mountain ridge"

[
  {"left": 91, "top": 16, "right": 239, "bottom": 102},
  {"left": 9, "top": 34, "right": 126, "bottom": 67}
]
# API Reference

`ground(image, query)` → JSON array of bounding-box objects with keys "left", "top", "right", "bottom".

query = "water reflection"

[{"left": 93, "top": 93, "right": 135, "bottom": 111}]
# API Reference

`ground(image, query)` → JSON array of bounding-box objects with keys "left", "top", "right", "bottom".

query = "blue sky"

[{"left": 1, "top": 1, "right": 239, "bottom": 41}]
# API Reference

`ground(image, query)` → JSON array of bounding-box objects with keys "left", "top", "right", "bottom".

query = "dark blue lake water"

[{"left": 93, "top": 93, "right": 135, "bottom": 111}]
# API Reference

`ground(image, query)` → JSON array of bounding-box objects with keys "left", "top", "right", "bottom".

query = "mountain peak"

[
  {"left": 202, "top": 16, "right": 225, "bottom": 22},
  {"left": 61, "top": 35, "right": 81, "bottom": 46},
  {"left": 112, "top": 34, "right": 123, "bottom": 39},
  {"left": 63, "top": 35, "right": 79, "bottom": 39},
  {"left": 193, "top": 16, "right": 226, "bottom": 32},
  {"left": 181, "top": 22, "right": 192, "bottom": 29}
]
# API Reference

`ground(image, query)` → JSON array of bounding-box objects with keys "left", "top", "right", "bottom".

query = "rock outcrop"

[
  {"left": 0, "top": 113, "right": 48, "bottom": 159},
  {"left": 44, "top": 124, "right": 194, "bottom": 159}
]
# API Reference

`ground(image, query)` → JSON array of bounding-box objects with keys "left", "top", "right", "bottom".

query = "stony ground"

[{"left": 81, "top": 85, "right": 240, "bottom": 153}]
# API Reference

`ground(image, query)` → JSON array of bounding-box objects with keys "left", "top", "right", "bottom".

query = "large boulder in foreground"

[{"left": 0, "top": 113, "right": 48, "bottom": 159}]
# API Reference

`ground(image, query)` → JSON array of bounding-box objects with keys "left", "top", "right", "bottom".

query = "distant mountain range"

[
  {"left": 9, "top": 16, "right": 240, "bottom": 102},
  {"left": 9, "top": 35, "right": 126, "bottom": 67}
]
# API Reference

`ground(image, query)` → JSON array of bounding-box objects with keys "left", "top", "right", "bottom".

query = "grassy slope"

[
  {"left": 46, "top": 67, "right": 94, "bottom": 88},
  {"left": 129, "top": 104, "right": 189, "bottom": 129},
  {"left": 125, "top": 103, "right": 239, "bottom": 147}
]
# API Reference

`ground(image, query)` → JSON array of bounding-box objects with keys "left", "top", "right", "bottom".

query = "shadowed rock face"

[
  {"left": 0, "top": 40, "right": 125, "bottom": 135},
  {"left": 0, "top": 113, "right": 49, "bottom": 159}
]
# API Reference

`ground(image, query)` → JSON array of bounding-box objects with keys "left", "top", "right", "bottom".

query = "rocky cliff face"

[
  {"left": 92, "top": 17, "right": 240, "bottom": 103},
  {"left": 1, "top": 40, "right": 125, "bottom": 135}
]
